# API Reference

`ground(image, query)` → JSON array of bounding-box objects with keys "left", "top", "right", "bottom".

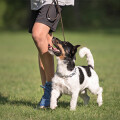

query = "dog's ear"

[
  {"left": 72, "top": 45, "right": 81, "bottom": 54},
  {"left": 74, "top": 45, "right": 81, "bottom": 50},
  {"left": 70, "top": 45, "right": 80, "bottom": 60}
]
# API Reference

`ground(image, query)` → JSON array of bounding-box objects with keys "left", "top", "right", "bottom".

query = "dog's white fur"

[
  {"left": 50, "top": 47, "right": 103, "bottom": 110},
  {"left": 79, "top": 47, "right": 94, "bottom": 68}
]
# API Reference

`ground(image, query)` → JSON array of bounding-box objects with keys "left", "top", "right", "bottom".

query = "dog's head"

[{"left": 48, "top": 37, "right": 80, "bottom": 67}]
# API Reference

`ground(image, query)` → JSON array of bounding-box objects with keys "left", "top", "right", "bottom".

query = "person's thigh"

[
  {"left": 32, "top": 22, "right": 50, "bottom": 54},
  {"left": 32, "top": 22, "right": 50, "bottom": 37}
]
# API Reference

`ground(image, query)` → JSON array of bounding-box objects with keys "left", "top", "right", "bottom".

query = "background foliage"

[{"left": 0, "top": 0, "right": 120, "bottom": 30}]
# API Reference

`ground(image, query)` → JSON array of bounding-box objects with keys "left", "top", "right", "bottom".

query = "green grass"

[{"left": 0, "top": 30, "right": 120, "bottom": 120}]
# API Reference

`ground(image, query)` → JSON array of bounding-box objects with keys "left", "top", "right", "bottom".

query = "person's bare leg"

[
  {"left": 38, "top": 54, "right": 46, "bottom": 86},
  {"left": 32, "top": 22, "right": 54, "bottom": 82},
  {"left": 32, "top": 22, "right": 54, "bottom": 107},
  {"left": 38, "top": 33, "right": 54, "bottom": 86},
  {"left": 32, "top": 23, "right": 49, "bottom": 53}
]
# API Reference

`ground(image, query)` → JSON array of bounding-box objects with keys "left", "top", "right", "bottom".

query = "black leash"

[{"left": 47, "top": 0, "right": 66, "bottom": 42}]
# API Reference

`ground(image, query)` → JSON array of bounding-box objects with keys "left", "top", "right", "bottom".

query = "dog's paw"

[
  {"left": 50, "top": 105, "right": 57, "bottom": 110},
  {"left": 98, "top": 102, "right": 102, "bottom": 107},
  {"left": 70, "top": 107, "right": 76, "bottom": 111}
]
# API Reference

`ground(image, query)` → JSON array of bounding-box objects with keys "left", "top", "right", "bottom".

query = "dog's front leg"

[
  {"left": 70, "top": 92, "right": 79, "bottom": 111},
  {"left": 50, "top": 89, "right": 60, "bottom": 110}
]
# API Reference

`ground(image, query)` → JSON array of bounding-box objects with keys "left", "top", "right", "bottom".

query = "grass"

[{"left": 0, "top": 29, "right": 120, "bottom": 120}]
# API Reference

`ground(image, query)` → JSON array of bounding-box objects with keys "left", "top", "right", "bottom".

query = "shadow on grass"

[
  {"left": 57, "top": 101, "right": 83, "bottom": 108},
  {"left": 0, "top": 93, "right": 37, "bottom": 108},
  {"left": 0, "top": 93, "right": 84, "bottom": 109}
]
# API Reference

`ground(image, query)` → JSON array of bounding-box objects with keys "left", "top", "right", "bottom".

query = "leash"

[{"left": 47, "top": 0, "right": 66, "bottom": 42}]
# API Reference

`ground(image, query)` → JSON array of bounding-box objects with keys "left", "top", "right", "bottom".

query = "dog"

[{"left": 48, "top": 37, "right": 103, "bottom": 110}]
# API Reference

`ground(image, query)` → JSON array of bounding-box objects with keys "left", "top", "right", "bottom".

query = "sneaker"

[{"left": 37, "top": 82, "right": 52, "bottom": 108}]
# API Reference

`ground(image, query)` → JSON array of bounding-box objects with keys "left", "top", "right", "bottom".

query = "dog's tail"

[{"left": 79, "top": 47, "right": 94, "bottom": 68}]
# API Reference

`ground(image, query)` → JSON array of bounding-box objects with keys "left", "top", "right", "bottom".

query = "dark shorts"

[{"left": 29, "top": 4, "right": 62, "bottom": 33}]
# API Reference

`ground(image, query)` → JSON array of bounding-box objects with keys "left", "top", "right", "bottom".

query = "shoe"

[{"left": 37, "top": 82, "right": 52, "bottom": 108}]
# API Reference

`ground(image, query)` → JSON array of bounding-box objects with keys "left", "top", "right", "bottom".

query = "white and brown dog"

[{"left": 48, "top": 37, "right": 103, "bottom": 110}]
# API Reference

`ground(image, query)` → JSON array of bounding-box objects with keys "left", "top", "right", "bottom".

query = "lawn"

[{"left": 0, "top": 30, "right": 120, "bottom": 120}]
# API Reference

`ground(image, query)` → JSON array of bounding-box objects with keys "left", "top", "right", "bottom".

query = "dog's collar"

[{"left": 56, "top": 68, "right": 76, "bottom": 79}]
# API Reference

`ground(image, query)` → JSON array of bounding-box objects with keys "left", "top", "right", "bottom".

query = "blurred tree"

[
  {"left": 62, "top": 0, "right": 120, "bottom": 29},
  {"left": 0, "top": 0, "right": 120, "bottom": 30},
  {"left": 0, "top": 0, "right": 7, "bottom": 28},
  {"left": 3, "top": 0, "right": 30, "bottom": 30}
]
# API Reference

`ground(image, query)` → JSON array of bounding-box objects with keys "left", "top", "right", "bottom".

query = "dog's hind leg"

[
  {"left": 50, "top": 89, "right": 60, "bottom": 110},
  {"left": 88, "top": 85, "right": 103, "bottom": 106},
  {"left": 80, "top": 89, "right": 90, "bottom": 105},
  {"left": 96, "top": 87, "right": 103, "bottom": 106}
]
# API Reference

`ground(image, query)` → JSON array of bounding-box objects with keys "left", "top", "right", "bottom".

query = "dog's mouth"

[{"left": 48, "top": 44, "right": 61, "bottom": 55}]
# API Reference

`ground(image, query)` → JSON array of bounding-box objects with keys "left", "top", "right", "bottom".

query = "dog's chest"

[{"left": 53, "top": 78, "right": 73, "bottom": 94}]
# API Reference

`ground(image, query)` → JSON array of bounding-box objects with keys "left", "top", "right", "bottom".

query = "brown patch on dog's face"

[{"left": 57, "top": 44, "right": 66, "bottom": 60}]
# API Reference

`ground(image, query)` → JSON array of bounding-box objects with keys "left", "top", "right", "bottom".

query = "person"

[{"left": 29, "top": 0, "right": 74, "bottom": 108}]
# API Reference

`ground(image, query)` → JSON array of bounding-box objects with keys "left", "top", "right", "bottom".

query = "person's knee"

[{"left": 32, "top": 31, "right": 46, "bottom": 47}]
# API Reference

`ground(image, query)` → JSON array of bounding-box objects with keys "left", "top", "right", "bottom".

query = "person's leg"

[
  {"left": 38, "top": 33, "right": 54, "bottom": 87},
  {"left": 32, "top": 22, "right": 49, "bottom": 53},
  {"left": 38, "top": 54, "right": 46, "bottom": 86},
  {"left": 32, "top": 22, "right": 54, "bottom": 107}
]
